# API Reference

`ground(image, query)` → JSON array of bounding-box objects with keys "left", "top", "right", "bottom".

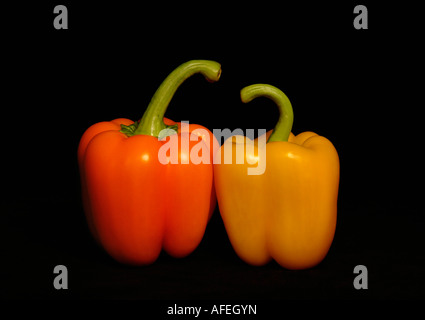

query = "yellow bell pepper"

[{"left": 214, "top": 84, "right": 340, "bottom": 270}]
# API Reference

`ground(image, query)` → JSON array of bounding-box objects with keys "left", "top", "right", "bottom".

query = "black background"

[{"left": 1, "top": 0, "right": 424, "bottom": 312}]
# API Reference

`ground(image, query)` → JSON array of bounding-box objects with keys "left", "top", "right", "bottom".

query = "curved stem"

[
  {"left": 132, "top": 60, "right": 221, "bottom": 137},
  {"left": 240, "top": 84, "right": 294, "bottom": 142}
]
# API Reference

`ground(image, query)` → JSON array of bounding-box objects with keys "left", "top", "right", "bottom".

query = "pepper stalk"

[
  {"left": 121, "top": 60, "right": 221, "bottom": 138},
  {"left": 240, "top": 84, "right": 294, "bottom": 143}
]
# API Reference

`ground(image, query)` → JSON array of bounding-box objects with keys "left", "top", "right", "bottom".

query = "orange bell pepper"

[
  {"left": 78, "top": 60, "right": 220, "bottom": 265},
  {"left": 214, "top": 84, "right": 339, "bottom": 270}
]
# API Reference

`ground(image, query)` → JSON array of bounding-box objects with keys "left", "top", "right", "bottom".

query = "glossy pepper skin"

[
  {"left": 78, "top": 60, "right": 220, "bottom": 265},
  {"left": 214, "top": 84, "right": 339, "bottom": 270}
]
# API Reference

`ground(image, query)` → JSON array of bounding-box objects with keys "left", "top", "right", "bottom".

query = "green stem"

[
  {"left": 130, "top": 60, "right": 221, "bottom": 137},
  {"left": 240, "top": 84, "right": 294, "bottom": 142}
]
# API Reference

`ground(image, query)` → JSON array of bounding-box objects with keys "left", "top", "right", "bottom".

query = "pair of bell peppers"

[{"left": 78, "top": 60, "right": 339, "bottom": 269}]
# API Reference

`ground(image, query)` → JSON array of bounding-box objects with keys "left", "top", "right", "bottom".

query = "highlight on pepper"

[{"left": 214, "top": 84, "right": 340, "bottom": 270}]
